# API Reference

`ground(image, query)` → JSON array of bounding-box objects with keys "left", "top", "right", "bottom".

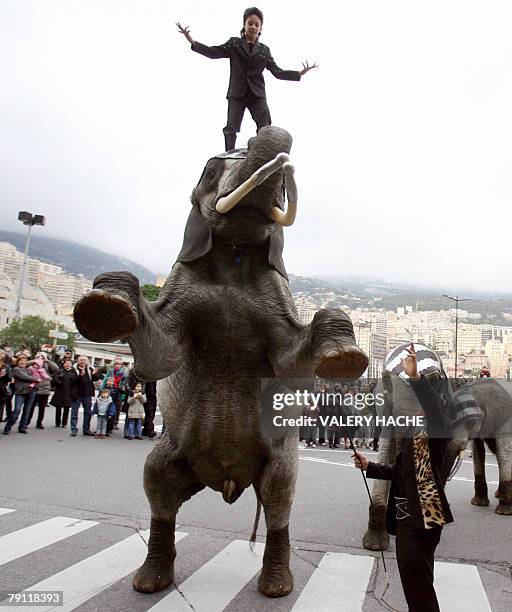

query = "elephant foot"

[
  {"left": 315, "top": 346, "right": 368, "bottom": 380},
  {"left": 258, "top": 564, "right": 294, "bottom": 598},
  {"left": 363, "top": 526, "right": 390, "bottom": 551},
  {"left": 133, "top": 517, "right": 176, "bottom": 593},
  {"left": 74, "top": 288, "right": 138, "bottom": 342},
  {"left": 495, "top": 481, "right": 512, "bottom": 513},
  {"left": 471, "top": 495, "right": 490, "bottom": 506},
  {"left": 258, "top": 526, "right": 293, "bottom": 598},
  {"left": 132, "top": 559, "right": 174, "bottom": 593}
]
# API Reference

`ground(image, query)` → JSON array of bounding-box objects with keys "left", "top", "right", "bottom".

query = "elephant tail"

[{"left": 249, "top": 497, "right": 262, "bottom": 550}]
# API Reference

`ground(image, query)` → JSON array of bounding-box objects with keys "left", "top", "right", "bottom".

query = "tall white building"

[
  {"left": 0, "top": 241, "right": 92, "bottom": 316},
  {"left": 457, "top": 324, "right": 483, "bottom": 354}
]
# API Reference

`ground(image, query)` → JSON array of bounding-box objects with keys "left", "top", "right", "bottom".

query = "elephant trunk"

[{"left": 226, "top": 126, "right": 293, "bottom": 213}]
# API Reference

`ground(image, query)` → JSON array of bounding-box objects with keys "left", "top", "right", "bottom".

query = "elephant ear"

[
  {"left": 268, "top": 225, "right": 288, "bottom": 280},
  {"left": 176, "top": 203, "right": 212, "bottom": 263},
  {"left": 176, "top": 203, "right": 288, "bottom": 279}
]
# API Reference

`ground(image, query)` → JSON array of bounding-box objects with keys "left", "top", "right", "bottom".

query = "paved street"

[{"left": 1, "top": 411, "right": 511, "bottom": 612}]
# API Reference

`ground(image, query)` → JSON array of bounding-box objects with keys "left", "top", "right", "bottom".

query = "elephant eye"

[{"left": 206, "top": 167, "right": 216, "bottom": 180}]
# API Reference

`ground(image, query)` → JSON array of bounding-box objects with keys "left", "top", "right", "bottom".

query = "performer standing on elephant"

[
  {"left": 177, "top": 7, "right": 317, "bottom": 151},
  {"left": 353, "top": 343, "right": 454, "bottom": 612}
]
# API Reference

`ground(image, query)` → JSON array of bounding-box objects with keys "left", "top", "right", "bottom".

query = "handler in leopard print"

[{"left": 353, "top": 343, "right": 454, "bottom": 612}]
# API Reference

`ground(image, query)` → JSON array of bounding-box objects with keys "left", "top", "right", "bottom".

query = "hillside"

[
  {"left": 290, "top": 274, "right": 512, "bottom": 325},
  {"left": 0, "top": 231, "right": 156, "bottom": 285},
  {"left": 2, "top": 231, "right": 510, "bottom": 324}
]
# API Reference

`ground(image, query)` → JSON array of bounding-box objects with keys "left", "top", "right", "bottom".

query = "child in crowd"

[
  {"left": 28, "top": 356, "right": 50, "bottom": 388},
  {"left": 101, "top": 377, "right": 116, "bottom": 436},
  {"left": 126, "top": 383, "right": 146, "bottom": 440},
  {"left": 92, "top": 388, "right": 116, "bottom": 438}
]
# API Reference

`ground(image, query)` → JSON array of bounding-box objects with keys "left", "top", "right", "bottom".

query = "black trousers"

[
  {"left": 396, "top": 519, "right": 442, "bottom": 612},
  {"left": 142, "top": 402, "right": 156, "bottom": 436},
  {"left": 223, "top": 92, "right": 271, "bottom": 151},
  {"left": 54, "top": 405, "right": 70, "bottom": 427},
  {"left": 27, "top": 395, "right": 49, "bottom": 427}
]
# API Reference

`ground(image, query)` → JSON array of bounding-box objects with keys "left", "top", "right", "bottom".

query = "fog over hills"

[
  {"left": 0, "top": 231, "right": 156, "bottom": 285},
  {"left": 2, "top": 231, "right": 511, "bottom": 324}
]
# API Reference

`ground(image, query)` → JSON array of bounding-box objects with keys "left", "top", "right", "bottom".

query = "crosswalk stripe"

[
  {"left": 435, "top": 561, "right": 492, "bottom": 611},
  {"left": 0, "top": 531, "right": 188, "bottom": 612},
  {"left": 148, "top": 539, "right": 265, "bottom": 612},
  {"left": 291, "top": 552, "right": 374, "bottom": 611},
  {"left": 0, "top": 516, "right": 98, "bottom": 566},
  {"left": 0, "top": 508, "right": 15, "bottom": 517}
]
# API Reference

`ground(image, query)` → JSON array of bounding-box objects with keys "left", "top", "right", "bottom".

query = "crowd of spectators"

[
  {"left": 0, "top": 346, "right": 157, "bottom": 440},
  {"left": 300, "top": 381, "right": 380, "bottom": 451}
]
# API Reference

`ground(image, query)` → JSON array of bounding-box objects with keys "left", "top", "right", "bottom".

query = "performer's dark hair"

[{"left": 241, "top": 7, "right": 264, "bottom": 37}]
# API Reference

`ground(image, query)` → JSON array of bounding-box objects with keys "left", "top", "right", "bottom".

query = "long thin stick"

[{"left": 348, "top": 434, "right": 389, "bottom": 580}]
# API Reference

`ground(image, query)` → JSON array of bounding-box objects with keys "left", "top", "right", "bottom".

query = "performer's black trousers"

[
  {"left": 223, "top": 92, "right": 271, "bottom": 151},
  {"left": 396, "top": 519, "right": 442, "bottom": 612}
]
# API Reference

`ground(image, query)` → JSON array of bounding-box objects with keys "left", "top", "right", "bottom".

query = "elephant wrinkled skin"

[{"left": 74, "top": 126, "right": 368, "bottom": 597}]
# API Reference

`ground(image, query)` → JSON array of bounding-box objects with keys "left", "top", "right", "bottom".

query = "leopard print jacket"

[{"left": 413, "top": 431, "right": 446, "bottom": 529}]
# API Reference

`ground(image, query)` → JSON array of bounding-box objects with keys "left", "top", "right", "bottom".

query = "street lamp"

[
  {"left": 442, "top": 294, "right": 471, "bottom": 380},
  {"left": 14, "top": 211, "right": 46, "bottom": 320}
]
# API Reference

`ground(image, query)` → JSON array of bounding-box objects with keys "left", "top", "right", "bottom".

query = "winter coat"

[
  {"left": 71, "top": 364, "right": 96, "bottom": 399},
  {"left": 144, "top": 381, "right": 157, "bottom": 409},
  {"left": 29, "top": 359, "right": 59, "bottom": 396},
  {"left": 366, "top": 376, "right": 454, "bottom": 535},
  {"left": 127, "top": 393, "right": 146, "bottom": 419},
  {"left": 92, "top": 397, "right": 116, "bottom": 417},
  {"left": 12, "top": 366, "right": 39, "bottom": 395},
  {"left": 102, "top": 366, "right": 127, "bottom": 391},
  {"left": 0, "top": 364, "right": 12, "bottom": 400},
  {"left": 302, "top": 403, "right": 320, "bottom": 424},
  {"left": 50, "top": 369, "right": 77, "bottom": 407}
]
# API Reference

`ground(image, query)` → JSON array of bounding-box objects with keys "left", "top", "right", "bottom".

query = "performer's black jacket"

[
  {"left": 191, "top": 37, "right": 301, "bottom": 99},
  {"left": 366, "top": 376, "right": 454, "bottom": 535}
]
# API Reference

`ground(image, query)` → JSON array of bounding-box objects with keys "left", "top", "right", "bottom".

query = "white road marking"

[
  {"left": 435, "top": 561, "right": 492, "bottom": 611},
  {"left": 0, "top": 508, "right": 15, "bottom": 517},
  {"left": 292, "top": 552, "right": 374, "bottom": 611},
  {"left": 298, "top": 446, "right": 498, "bottom": 468},
  {"left": 0, "top": 531, "right": 188, "bottom": 612},
  {"left": 298, "top": 457, "right": 498, "bottom": 485},
  {"left": 461, "top": 459, "right": 498, "bottom": 468},
  {"left": 0, "top": 516, "right": 97, "bottom": 565},
  {"left": 148, "top": 539, "right": 265, "bottom": 612}
]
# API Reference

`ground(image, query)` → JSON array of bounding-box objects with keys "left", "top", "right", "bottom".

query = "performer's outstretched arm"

[
  {"left": 177, "top": 21, "right": 231, "bottom": 59},
  {"left": 266, "top": 55, "right": 318, "bottom": 80},
  {"left": 266, "top": 54, "right": 301, "bottom": 81}
]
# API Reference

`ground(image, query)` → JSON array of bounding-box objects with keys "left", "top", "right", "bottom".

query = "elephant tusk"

[
  {"left": 271, "top": 161, "right": 297, "bottom": 227},
  {"left": 447, "top": 450, "right": 465, "bottom": 481},
  {"left": 215, "top": 152, "right": 289, "bottom": 214}
]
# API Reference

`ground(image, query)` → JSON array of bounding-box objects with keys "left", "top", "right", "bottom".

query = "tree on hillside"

[
  {"left": 141, "top": 284, "right": 161, "bottom": 301},
  {"left": 0, "top": 316, "right": 75, "bottom": 356}
]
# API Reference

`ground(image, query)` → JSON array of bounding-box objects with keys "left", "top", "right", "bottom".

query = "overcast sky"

[{"left": 1, "top": 1, "right": 511, "bottom": 293}]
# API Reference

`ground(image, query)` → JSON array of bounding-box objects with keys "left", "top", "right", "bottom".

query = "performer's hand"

[
  {"left": 401, "top": 342, "right": 420, "bottom": 380},
  {"left": 176, "top": 22, "right": 194, "bottom": 44},
  {"left": 299, "top": 60, "right": 318, "bottom": 76},
  {"left": 352, "top": 452, "right": 369, "bottom": 471}
]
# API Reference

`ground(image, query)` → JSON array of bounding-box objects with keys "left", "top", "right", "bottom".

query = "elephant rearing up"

[{"left": 74, "top": 126, "right": 368, "bottom": 597}]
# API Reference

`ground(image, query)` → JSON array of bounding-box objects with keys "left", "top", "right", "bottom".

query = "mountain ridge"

[
  {"left": 2, "top": 232, "right": 511, "bottom": 324},
  {"left": 0, "top": 231, "right": 156, "bottom": 285}
]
